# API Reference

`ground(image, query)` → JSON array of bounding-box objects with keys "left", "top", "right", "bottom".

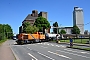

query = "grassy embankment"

[{"left": 0, "top": 39, "right": 7, "bottom": 45}]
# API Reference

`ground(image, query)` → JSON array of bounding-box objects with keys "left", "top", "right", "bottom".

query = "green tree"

[
  {"left": 53, "top": 22, "right": 58, "bottom": 34},
  {"left": 33, "top": 25, "right": 39, "bottom": 33},
  {"left": 22, "top": 22, "right": 30, "bottom": 33},
  {"left": 25, "top": 25, "right": 39, "bottom": 34},
  {"left": 0, "top": 24, "right": 13, "bottom": 39},
  {"left": 72, "top": 25, "right": 80, "bottom": 34},
  {"left": 0, "top": 33, "right": 3, "bottom": 40},
  {"left": 59, "top": 29, "right": 66, "bottom": 34},
  {"left": 22, "top": 22, "right": 39, "bottom": 33},
  {"left": 0, "top": 24, "right": 3, "bottom": 40},
  {"left": 0, "top": 24, "right": 3, "bottom": 33},
  {"left": 3, "top": 24, "right": 13, "bottom": 39},
  {"left": 34, "top": 16, "right": 50, "bottom": 33}
]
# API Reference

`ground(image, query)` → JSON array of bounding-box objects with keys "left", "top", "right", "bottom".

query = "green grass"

[
  {"left": 60, "top": 39, "right": 70, "bottom": 43},
  {"left": 0, "top": 39, "right": 7, "bottom": 45},
  {"left": 70, "top": 46, "right": 90, "bottom": 51},
  {"left": 60, "top": 39, "right": 89, "bottom": 44}
]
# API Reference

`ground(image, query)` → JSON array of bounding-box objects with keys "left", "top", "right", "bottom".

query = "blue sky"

[{"left": 0, "top": 0, "right": 90, "bottom": 34}]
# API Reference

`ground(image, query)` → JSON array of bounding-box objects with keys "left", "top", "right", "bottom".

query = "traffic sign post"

[{"left": 70, "top": 38, "right": 73, "bottom": 47}]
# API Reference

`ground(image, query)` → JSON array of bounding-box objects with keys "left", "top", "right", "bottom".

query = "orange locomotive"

[{"left": 16, "top": 32, "right": 47, "bottom": 44}]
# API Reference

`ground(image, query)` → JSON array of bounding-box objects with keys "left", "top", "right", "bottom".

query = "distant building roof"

[{"left": 24, "top": 14, "right": 38, "bottom": 20}]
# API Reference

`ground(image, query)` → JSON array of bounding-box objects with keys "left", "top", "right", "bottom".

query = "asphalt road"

[{"left": 9, "top": 40, "right": 90, "bottom": 60}]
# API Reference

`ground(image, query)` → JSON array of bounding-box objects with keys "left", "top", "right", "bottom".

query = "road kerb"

[{"left": 10, "top": 46, "right": 20, "bottom": 60}]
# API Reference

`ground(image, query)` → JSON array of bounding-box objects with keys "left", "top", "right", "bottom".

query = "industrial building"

[
  {"left": 59, "top": 6, "right": 84, "bottom": 34},
  {"left": 19, "top": 6, "right": 85, "bottom": 34},
  {"left": 19, "top": 10, "right": 50, "bottom": 33}
]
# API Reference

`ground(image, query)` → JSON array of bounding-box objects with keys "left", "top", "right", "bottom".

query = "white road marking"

[
  {"left": 14, "top": 42, "right": 16, "bottom": 44},
  {"left": 81, "top": 52, "right": 87, "bottom": 53},
  {"left": 40, "top": 43, "right": 42, "bottom": 44},
  {"left": 57, "top": 46, "right": 60, "bottom": 47},
  {"left": 44, "top": 43, "right": 65, "bottom": 48},
  {"left": 32, "top": 59, "right": 34, "bottom": 60},
  {"left": 64, "top": 49, "right": 90, "bottom": 54},
  {"left": 27, "top": 47, "right": 32, "bottom": 50},
  {"left": 56, "top": 50, "right": 90, "bottom": 58},
  {"left": 37, "top": 43, "right": 65, "bottom": 48},
  {"left": 60, "top": 45, "right": 66, "bottom": 47},
  {"left": 55, "top": 45, "right": 65, "bottom": 48},
  {"left": 41, "top": 46, "right": 48, "bottom": 48},
  {"left": 38, "top": 52, "right": 55, "bottom": 60},
  {"left": 55, "top": 45, "right": 60, "bottom": 47},
  {"left": 28, "top": 44, "right": 36, "bottom": 46},
  {"left": 47, "top": 44, "right": 49, "bottom": 45},
  {"left": 48, "top": 51, "right": 72, "bottom": 59},
  {"left": 51, "top": 44, "right": 54, "bottom": 46},
  {"left": 80, "top": 52, "right": 90, "bottom": 54},
  {"left": 64, "top": 49, "right": 77, "bottom": 52},
  {"left": 28, "top": 53, "right": 38, "bottom": 60},
  {"left": 37, "top": 43, "right": 42, "bottom": 44},
  {"left": 56, "top": 45, "right": 58, "bottom": 46}
]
